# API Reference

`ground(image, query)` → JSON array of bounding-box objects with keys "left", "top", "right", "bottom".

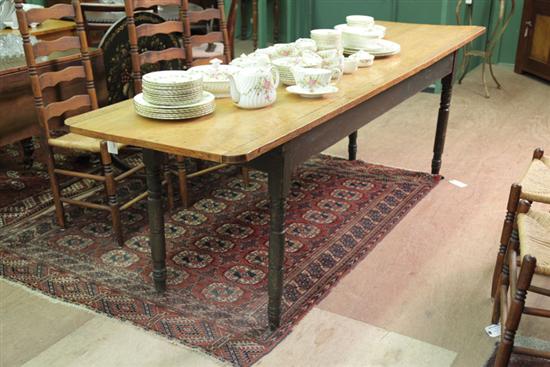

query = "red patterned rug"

[{"left": 0, "top": 155, "right": 439, "bottom": 366}]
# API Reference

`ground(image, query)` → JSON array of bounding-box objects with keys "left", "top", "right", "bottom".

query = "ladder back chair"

[
  {"left": 182, "top": 0, "right": 231, "bottom": 67},
  {"left": 15, "top": 0, "right": 147, "bottom": 246},
  {"left": 491, "top": 199, "right": 550, "bottom": 366},
  {"left": 125, "top": 0, "right": 247, "bottom": 208},
  {"left": 491, "top": 148, "right": 550, "bottom": 298},
  {"left": 125, "top": 0, "right": 189, "bottom": 208}
]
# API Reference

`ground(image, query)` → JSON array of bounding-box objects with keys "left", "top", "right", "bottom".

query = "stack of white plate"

[
  {"left": 310, "top": 29, "right": 342, "bottom": 51},
  {"left": 134, "top": 70, "right": 216, "bottom": 120},
  {"left": 343, "top": 39, "right": 401, "bottom": 57},
  {"left": 142, "top": 71, "right": 203, "bottom": 106},
  {"left": 134, "top": 92, "right": 215, "bottom": 120}
]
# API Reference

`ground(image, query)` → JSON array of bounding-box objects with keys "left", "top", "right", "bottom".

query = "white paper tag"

[
  {"left": 485, "top": 324, "right": 501, "bottom": 338},
  {"left": 107, "top": 141, "right": 118, "bottom": 155},
  {"left": 466, "top": 0, "right": 473, "bottom": 4},
  {"left": 449, "top": 179, "right": 468, "bottom": 188}
]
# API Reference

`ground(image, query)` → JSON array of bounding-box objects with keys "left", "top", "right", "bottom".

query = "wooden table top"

[
  {"left": 67, "top": 21, "right": 484, "bottom": 164},
  {"left": 0, "top": 19, "right": 75, "bottom": 37}
]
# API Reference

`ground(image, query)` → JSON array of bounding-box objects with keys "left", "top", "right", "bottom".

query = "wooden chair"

[
  {"left": 80, "top": 2, "right": 125, "bottom": 47},
  {"left": 491, "top": 199, "right": 550, "bottom": 366},
  {"left": 15, "top": 0, "right": 147, "bottom": 246},
  {"left": 491, "top": 148, "right": 550, "bottom": 298},
  {"left": 125, "top": 0, "right": 248, "bottom": 208},
  {"left": 181, "top": 0, "right": 231, "bottom": 67}
]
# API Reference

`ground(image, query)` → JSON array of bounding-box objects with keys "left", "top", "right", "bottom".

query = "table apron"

[{"left": 250, "top": 54, "right": 454, "bottom": 173}]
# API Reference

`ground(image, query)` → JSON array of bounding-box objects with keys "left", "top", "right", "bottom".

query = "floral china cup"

[
  {"left": 291, "top": 67, "right": 339, "bottom": 92},
  {"left": 343, "top": 57, "right": 359, "bottom": 74},
  {"left": 228, "top": 66, "right": 280, "bottom": 109},
  {"left": 272, "top": 43, "right": 298, "bottom": 59},
  {"left": 348, "top": 50, "right": 374, "bottom": 67},
  {"left": 295, "top": 38, "right": 317, "bottom": 52}
]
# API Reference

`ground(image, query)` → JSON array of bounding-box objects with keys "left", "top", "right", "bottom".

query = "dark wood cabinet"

[{"left": 515, "top": 0, "right": 550, "bottom": 81}]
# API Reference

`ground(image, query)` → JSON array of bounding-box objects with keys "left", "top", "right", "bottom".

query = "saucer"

[{"left": 286, "top": 85, "right": 339, "bottom": 99}]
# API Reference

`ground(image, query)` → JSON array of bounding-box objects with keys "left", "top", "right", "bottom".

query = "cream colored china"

[
  {"left": 295, "top": 38, "right": 317, "bottom": 52},
  {"left": 272, "top": 56, "right": 323, "bottom": 85},
  {"left": 133, "top": 92, "right": 215, "bottom": 120},
  {"left": 310, "top": 29, "right": 342, "bottom": 51},
  {"left": 188, "top": 59, "right": 241, "bottom": 98},
  {"left": 228, "top": 66, "right": 280, "bottom": 109},
  {"left": 342, "top": 57, "right": 359, "bottom": 74},
  {"left": 290, "top": 66, "right": 334, "bottom": 92},
  {"left": 273, "top": 43, "right": 298, "bottom": 59},
  {"left": 346, "top": 15, "right": 374, "bottom": 28},
  {"left": 348, "top": 50, "right": 374, "bottom": 67},
  {"left": 286, "top": 85, "right": 339, "bottom": 99}
]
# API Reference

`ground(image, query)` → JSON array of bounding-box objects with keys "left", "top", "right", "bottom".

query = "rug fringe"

[{"left": 0, "top": 277, "right": 230, "bottom": 366}]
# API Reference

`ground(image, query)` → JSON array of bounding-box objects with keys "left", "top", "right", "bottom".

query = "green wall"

[{"left": 274, "top": 0, "right": 523, "bottom": 66}]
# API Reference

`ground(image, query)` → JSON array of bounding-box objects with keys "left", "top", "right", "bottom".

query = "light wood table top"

[
  {"left": 0, "top": 19, "right": 75, "bottom": 37},
  {"left": 67, "top": 21, "right": 484, "bottom": 164}
]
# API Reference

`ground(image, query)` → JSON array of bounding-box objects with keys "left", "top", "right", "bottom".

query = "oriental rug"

[{"left": 0, "top": 155, "right": 439, "bottom": 366}]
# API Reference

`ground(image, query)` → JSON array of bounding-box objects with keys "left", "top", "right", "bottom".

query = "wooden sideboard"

[{"left": 515, "top": 0, "right": 550, "bottom": 81}]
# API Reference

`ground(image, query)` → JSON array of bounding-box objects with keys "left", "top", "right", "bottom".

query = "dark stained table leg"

[
  {"left": 143, "top": 148, "right": 167, "bottom": 293},
  {"left": 348, "top": 131, "right": 358, "bottom": 161},
  {"left": 21, "top": 137, "right": 35, "bottom": 169},
  {"left": 266, "top": 155, "right": 291, "bottom": 330},
  {"left": 431, "top": 72, "right": 454, "bottom": 175}
]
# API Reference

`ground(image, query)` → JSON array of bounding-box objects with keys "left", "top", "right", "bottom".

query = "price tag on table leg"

[{"left": 107, "top": 141, "right": 118, "bottom": 155}]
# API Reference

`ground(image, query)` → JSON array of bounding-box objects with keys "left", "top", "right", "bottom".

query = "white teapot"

[{"left": 228, "top": 66, "right": 280, "bottom": 109}]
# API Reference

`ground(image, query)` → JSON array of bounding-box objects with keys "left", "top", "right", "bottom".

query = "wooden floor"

[{"left": 1, "top": 65, "right": 550, "bottom": 367}]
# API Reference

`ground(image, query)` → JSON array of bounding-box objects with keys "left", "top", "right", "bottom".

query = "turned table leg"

[
  {"left": 431, "top": 71, "right": 454, "bottom": 175},
  {"left": 143, "top": 149, "right": 167, "bottom": 293},
  {"left": 21, "top": 137, "right": 35, "bottom": 169},
  {"left": 348, "top": 131, "right": 358, "bottom": 161},
  {"left": 267, "top": 157, "right": 290, "bottom": 330}
]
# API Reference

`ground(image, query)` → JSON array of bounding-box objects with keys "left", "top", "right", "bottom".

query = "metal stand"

[{"left": 456, "top": 0, "right": 516, "bottom": 98}]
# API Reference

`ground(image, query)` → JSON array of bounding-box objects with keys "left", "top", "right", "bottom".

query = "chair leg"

[
  {"left": 164, "top": 155, "right": 174, "bottom": 212},
  {"left": 494, "top": 256, "right": 537, "bottom": 367},
  {"left": 241, "top": 166, "right": 250, "bottom": 187},
  {"left": 41, "top": 136, "right": 65, "bottom": 228},
  {"left": 176, "top": 156, "right": 189, "bottom": 208},
  {"left": 100, "top": 143, "right": 124, "bottom": 247},
  {"left": 492, "top": 184, "right": 522, "bottom": 298},
  {"left": 492, "top": 240, "right": 511, "bottom": 325}
]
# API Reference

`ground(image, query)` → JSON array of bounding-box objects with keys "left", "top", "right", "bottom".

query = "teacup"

[
  {"left": 291, "top": 67, "right": 335, "bottom": 92},
  {"left": 273, "top": 43, "right": 298, "bottom": 59},
  {"left": 348, "top": 50, "right": 374, "bottom": 67},
  {"left": 343, "top": 57, "right": 359, "bottom": 74},
  {"left": 295, "top": 38, "right": 317, "bottom": 52}
]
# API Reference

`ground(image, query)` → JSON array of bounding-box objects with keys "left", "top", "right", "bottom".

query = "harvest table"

[{"left": 67, "top": 21, "right": 484, "bottom": 330}]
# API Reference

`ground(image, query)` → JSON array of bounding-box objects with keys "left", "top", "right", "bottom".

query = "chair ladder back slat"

[
  {"left": 182, "top": 0, "right": 231, "bottom": 67},
  {"left": 44, "top": 94, "right": 92, "bottom": 121},
  {"left": 26, "top": 3, "right": 75, "bottom": 24},
  {"left": 139, "top": 47, "right": 187, "bottom": 65},
  {"left": 188, "top": 8, "right": 219, "bottom": 23},
  {"left": 133, "top": 0, "right": 179, "bottom": 9},
  {"left": 190, "top": 32, "right": 223, "bottom": 46},
  {"left": 39, "top": 65, "right": 87, "bottom": 89},
  {"left": 136, "top": 21, "right": 183, "bottom": 38},
  {"left": 32, "top": 36, "right": 82, "bottom": 57}
]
